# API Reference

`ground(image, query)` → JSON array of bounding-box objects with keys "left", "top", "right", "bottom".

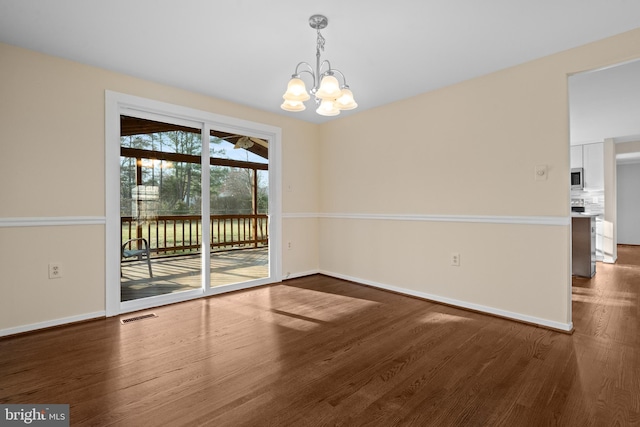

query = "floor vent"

[{"left": 121, "top": 313, "right": 157, "bottom": 324}]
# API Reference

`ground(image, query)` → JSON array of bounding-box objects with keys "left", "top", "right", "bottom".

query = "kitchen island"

[{"left": 572, "top": 213, "right": 597, "bottom": 277}]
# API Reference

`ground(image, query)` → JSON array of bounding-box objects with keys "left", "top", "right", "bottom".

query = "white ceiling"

[
  {"left": 1, "top": 1, "right": 640, "bottom": 125},
  {"left": 569, "top": 59, "right": 640, "bottom": 146}
]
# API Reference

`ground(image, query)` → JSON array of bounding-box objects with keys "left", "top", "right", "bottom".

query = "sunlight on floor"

[
  {"left": 572, "top": 287, "right": 635, "bottom": 307},
  {"left": 420, "top": 312, "right": 472, "bottom": 324},
  {"left": 270, "top": 286, "right": 381, "bottom": 323},
  {"left": 213, "top": 285, "right": 382, "bottom": 332}
]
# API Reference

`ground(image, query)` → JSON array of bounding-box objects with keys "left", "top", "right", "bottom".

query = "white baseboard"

[
  {"left": 0, "top": 311, "right": 106, "bottom": 337},
  {"left": 318, "top": 270, "right": 573, "bottom": 332}
]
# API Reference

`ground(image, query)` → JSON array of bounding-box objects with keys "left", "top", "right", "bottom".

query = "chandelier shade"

[
  {"left": 282, "top": 78, "right": 310, "bottom": 102},
  {"left": 336, "top": 88, "right": 358, "bottom": 110},
  {"left": 280, "top": 14, "right": 357, "bottom": 116},
  {"left": 315, "top": 75, "right": 342, "bottom": 100},
  {"left": 280, "top": 99, "right": 307, "bottom": 112},
  {"left": 316, "top": 99, "right": 340, "bottom": 116}
]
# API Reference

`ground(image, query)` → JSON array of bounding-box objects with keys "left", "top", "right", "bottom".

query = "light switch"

[{"left": 535, "top": 165, "right": 548, "bottom": 181}]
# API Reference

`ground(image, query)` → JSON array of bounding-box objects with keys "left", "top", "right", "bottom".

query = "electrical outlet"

[
  {"left": 451, "top": 253, "right": 460, "bottom": 267},
  {"left": 287, "top": 241, "right": 292, "bottom": 250},
  {"left": 49, "top": 263, "right": 62, "bottom": 279}
]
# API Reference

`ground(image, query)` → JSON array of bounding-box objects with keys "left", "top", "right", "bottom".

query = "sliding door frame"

[{"left": 105, "top": 91, "right": 282, "bottom": 316}]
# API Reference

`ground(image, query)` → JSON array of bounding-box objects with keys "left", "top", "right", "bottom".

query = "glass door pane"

[
  {"left": 120, "top": 116, "right": 202, "bottom": 302},
  {"left": 209, "top": 133, "right": 269, "bottom": 287}
]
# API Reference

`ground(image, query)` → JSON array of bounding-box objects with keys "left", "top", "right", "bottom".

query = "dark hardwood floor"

[{"left": 1, "top": 246, "right": 639, "bottom": 426}]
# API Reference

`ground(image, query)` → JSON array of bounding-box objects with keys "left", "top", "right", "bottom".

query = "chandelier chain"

[{"left": 316, "top": 29, "right": 325, "bottom": 53}]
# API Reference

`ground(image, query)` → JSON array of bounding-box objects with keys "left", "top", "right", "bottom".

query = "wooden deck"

[{"left": 120, "top": 247, "right": 268, "bottom": 301}]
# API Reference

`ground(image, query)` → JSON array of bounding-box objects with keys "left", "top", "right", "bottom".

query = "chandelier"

[{"left": 280, "top": 14, "right": 358, "bottom": 116}]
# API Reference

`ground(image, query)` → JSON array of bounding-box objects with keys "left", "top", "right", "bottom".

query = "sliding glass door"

[
  {"left": 116, "top": 112, "right": 271, "bottom": 308},
  {"left": 209, "top": 135, "right": 269, "bottom": 288},
  {"left": 106, "top": 92, "right": 280, "bottom": 316},
  {"left": 120, "top": 116, "right": 203, "bottom": 302}
]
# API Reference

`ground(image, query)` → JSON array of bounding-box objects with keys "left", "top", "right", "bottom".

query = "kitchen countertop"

[{"left": 571, "top": 212, "right": 600, "bottom": 218}]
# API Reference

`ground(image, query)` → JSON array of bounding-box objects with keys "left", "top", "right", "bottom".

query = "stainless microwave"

[{"left": 571, "top": 167, "right": 584, "bottom": 190}]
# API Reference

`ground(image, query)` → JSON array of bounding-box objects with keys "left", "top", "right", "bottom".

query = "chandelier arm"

[
  {"left": 291, "top": 62, "right": 317, "bottom": 91},
  {"left": 293, "top": 62, "right": 314, "bottom": 77},
  {"left": 319, "top": 59, "right": 332, "bottom": 76},
  {"left": 328, "top": 68, "right": 350, "bottom": 88},
  {"left": 298, "top": 69, "right": 317, "bottom": 91}
]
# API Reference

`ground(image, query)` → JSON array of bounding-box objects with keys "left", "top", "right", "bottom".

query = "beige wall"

[
  {"left": 319, "top": 219, "right": 570, "bottom": 322},
  {"left": 2, "top": 26, "right": 640, "bottom": 334},
  {"left": 0, "top": 42, "right": 319, "bottom": 333},
  {"left": 318, "top": 28, "right": 640, "bottom": 329},
  {"left": 616, "top": 140, "right": 640, "bottom": 154}
]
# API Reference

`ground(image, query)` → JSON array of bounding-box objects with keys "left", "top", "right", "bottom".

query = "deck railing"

[{"left": 121, "top": 214, "right": 268, "bottom": 257}]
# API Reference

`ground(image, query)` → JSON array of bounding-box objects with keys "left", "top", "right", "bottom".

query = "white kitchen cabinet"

[
  {"left": 571, "top": 143, "right": 604, "bottom": 190},
  {"left": 583, "top": 142, "right": 604, "bottom": 190},
  {"left": 570, "top": 145, "right": 583, "bottom": 169}
]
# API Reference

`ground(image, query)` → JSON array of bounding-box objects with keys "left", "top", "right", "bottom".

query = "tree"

[
  {"left": 157, "top": 131, "right": 202, "bottom": 214},
  {"left": 120, "top": 134, "right": 152, "bottom": 216},
  {"left": 120, "top": 131, "right": 267, "bottom": 217}
]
